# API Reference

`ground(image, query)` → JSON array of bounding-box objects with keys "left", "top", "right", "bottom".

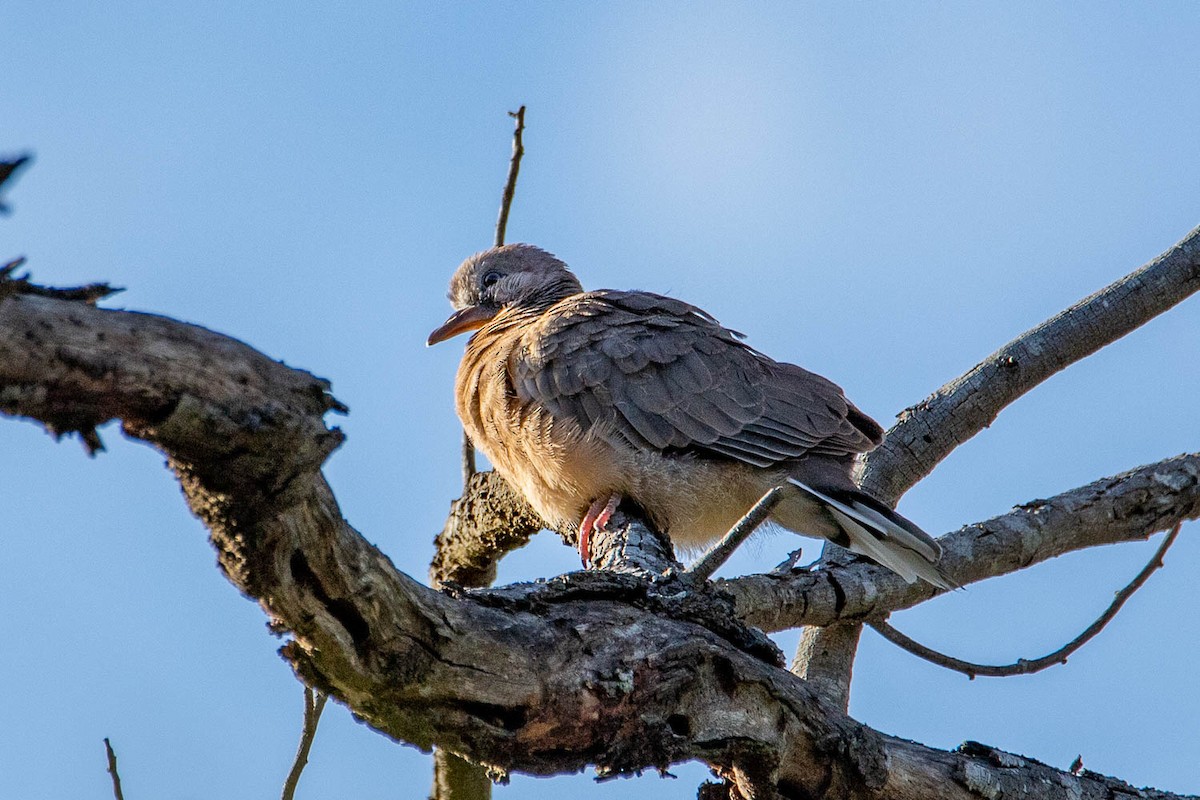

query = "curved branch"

[
  {"left": 797, "top": 222, "right": 1200, "bottom": 710},
  {"left": 724, "top": 453, "right": 1200, "bottom": 632},
  {"left": 859, "top": 222, "right": 1200, "bottom": 505},
  {"left": 867, "top": 522, "right": 1181, "bottom": 678}
]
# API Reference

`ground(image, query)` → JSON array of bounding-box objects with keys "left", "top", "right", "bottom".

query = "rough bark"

[
  {"left": 431, "top": 470, "right": 546, "bottom": 588},
  {"left": 3, "top": 274, "right": 1197, "bottom": 798}
]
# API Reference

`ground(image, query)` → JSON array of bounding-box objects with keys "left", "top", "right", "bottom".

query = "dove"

[{"left": 429, "top": 244, "right": 950, "bottom": 589}]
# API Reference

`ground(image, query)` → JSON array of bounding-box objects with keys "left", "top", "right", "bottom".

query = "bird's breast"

[
  {"left": 453, "top": 325, "right": 779, "bottom": 548},
  {"left": 456, "top": 337, "right": 624, "bottom": 529}
]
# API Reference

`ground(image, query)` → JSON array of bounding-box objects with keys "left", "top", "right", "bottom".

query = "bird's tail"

[{"left": 787, "top": 478, "right": 956, "bottom": 591}]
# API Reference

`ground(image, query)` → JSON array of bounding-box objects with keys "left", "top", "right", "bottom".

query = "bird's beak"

[{"left": 427, "top": 305, "right": 497, "bottom": 346}]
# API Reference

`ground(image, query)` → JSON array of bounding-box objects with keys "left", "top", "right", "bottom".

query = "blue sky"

[{"left": 2, "top": 3, "right": 1198, "bottom": 798}]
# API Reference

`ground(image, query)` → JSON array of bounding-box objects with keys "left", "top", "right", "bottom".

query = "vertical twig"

[
  {"left": 461, "top": 105, "right": 527, "bottom": 490},
  {"left": 460, "top": 433, "right": 476, "bottom": 488},
  {"left": 494, "top": 106, "right": 526, "bottom": 248},
  {"left": 103, "top": 738, "right": 126, "bottom": 800},
  {"left": 443, "top": 104, "right": 526, "bottom": 800},
  {"left": 431, "top": 750, "right": 495, "bottom": 800},
  {"left": 281, "top": 686, "right": 329, "bottom": 800}
]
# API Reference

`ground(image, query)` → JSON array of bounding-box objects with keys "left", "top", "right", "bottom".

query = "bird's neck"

[{"left": 492, "top": 287, "right": 581, "bottom": 328}]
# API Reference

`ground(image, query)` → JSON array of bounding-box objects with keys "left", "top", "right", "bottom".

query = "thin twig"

[
  {"left": 0, "top": 154, "right": 31, "bottom": 214},
  {"left": 443, "top": 105, "right": 527, "bottom": 800},
  {"left": 687, "top": 487, "right": 785, "bottom": 582},
  {"left": 460, "top": 431, "right": 476, "bottom": 489},
  {"left": 281, "top": 686, "right": 329, "bottom": 800},
  {"left": 494, "top": 105, "right": 526, "bottom": 248},
  {"left": 461, "top": 105, "right": 527, "bottom": 490},
  {"left": 103, "top": 738, "right": 126, "bottom": 800},
  {"left": 868, "top": 522, "right": 1182, "bottom": 679}
]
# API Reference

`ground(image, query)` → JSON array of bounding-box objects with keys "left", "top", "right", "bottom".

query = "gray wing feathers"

[{"left": 513, "top": 290, "right": 879, "bottom": 466}]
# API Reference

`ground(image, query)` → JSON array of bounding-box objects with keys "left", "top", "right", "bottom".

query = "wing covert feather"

[{"left": 512, "top": 290, "right": 879, "bottom": 466}]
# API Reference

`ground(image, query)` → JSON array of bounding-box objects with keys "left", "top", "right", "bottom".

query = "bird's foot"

[{"left": 579, "top": 493, "right": 621, "bottom": 568}]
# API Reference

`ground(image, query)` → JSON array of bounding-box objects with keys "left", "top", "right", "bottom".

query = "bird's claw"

[{"left": 579, "top": 494, "right": 621, "bottom": 568}]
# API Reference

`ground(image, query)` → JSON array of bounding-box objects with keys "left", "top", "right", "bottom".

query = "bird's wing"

[{"left": 511, "top": 290, "right": 880, "bottom": 467}]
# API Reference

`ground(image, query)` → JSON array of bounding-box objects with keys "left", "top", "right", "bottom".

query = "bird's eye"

[{"left": 481, "top": 271, "right": 502, "bottom": 288}]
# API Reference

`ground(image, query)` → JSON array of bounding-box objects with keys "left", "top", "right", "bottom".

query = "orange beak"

[{"left": 427, "top": 305, "right": 498, "bottom": 346}]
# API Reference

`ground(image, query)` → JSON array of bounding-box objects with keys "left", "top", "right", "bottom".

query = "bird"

[{"left": 429, "top": 244, "right": 951, "bottom": 589}]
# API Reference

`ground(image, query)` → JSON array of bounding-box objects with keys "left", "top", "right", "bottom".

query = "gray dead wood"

[
  {"left": 723, "top": 453, "right": 1200, "bottom": 631},
  {"left": 3, "top": 278, "right": 1198, "bottom": 799},
  {"left": 793, "top": 222, "right": 1200, "bottom": 709}
]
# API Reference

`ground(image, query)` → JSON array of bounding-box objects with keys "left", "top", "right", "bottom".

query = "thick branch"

[
  {"left": 431, "top": 470, "right": 545, "bottom": 588},
  {"left": 5, "top": 286, "right": 1196, "bottom": 799},
  {"left": 725, "top": 453, "right": 1200, "bottom": 632},
  {"left": 432, "top": 751, "right": 495, "bottom": 800},
  {"left": 0, "top": 292, "right": 343, "bottom": 497}
]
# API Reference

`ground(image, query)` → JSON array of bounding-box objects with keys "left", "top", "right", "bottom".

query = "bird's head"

[{"left": 428, "top": 244, "right": 583, "bottom": 345}]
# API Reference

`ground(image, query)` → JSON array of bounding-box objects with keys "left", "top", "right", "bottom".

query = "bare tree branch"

[
  {"left": 0, "top": 153, "right": 31, "bottom": 215},
  {"left": 431, "top": 751, "right": 495, "bottom": 800},
  {"left": 868, "top": 522, "right": 1182, "bottom": 678},
  {"left": 430, "top": 473, "right": 541, "bottom": 799},
  {"left": 430, "top": 470, "right": 545, "bottom": 588},
  {"left": 687, "top": 487, "right": 784, "bottom": 583},
  {"left": 280, "top": 687, "right": 328, "bottom": 800},
  {"left": 2, "top": 256, "right": 122, "bottom": 306},
  {"left": 724, "top": 453, "right": 1200, "bottom": 632},
  {"left": 103, "top": 738, "right": 126, "bottom": 800},
  {"left": 794, "top": 222, "right": 1200, "bottom": 709},
  {"left": 444, "top": 107, "right": 527, "bottom": 794},
  {"left": 493, "top": 106, "right": 526, "bottom": 250},
  {"left": 790, "top": 622, "right": 864, "bottom": 711},
  {"left": 4, "top": 279, "right": 1196, "bottom": 798},
  {"left": 862, "top": 223, "right": 1200, "bottom": 506}
]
